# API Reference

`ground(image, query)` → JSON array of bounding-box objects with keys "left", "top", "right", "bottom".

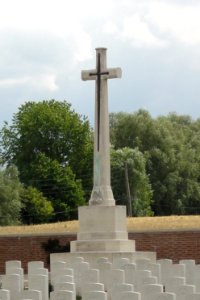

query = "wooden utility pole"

[{"left": 125, "top": 161, "right": 132, "bottom": 217}]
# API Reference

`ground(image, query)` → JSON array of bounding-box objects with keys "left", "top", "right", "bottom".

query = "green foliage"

[
  {"left": 0, "top": 165, "right": 22, "bottom": 225},
  {"left": 110, "top": 110, "right": 200, "bottom": 216},
  {"left": 21, "top": 186, "right": 54, "bottom": 224},
  {"left": 0, "top": 100, "right": 93, "bottom": 222},
  {"left": 28, "top": 153, "right": 85, "bottom": 221},
  {"left": 111, "top": 147, "right": 153, "bottom": 216}
]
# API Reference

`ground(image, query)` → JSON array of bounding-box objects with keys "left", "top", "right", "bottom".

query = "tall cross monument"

[
  {"left": 82, "top": 47, "right": 122, "bottom": 206},
  {"left": 51, "top": 47, "right": 155, "bottom": 265}
]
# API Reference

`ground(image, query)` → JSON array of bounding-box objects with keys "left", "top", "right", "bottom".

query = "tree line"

[{"left": 0, "top": 100, "right": 200, "bottom": 225}]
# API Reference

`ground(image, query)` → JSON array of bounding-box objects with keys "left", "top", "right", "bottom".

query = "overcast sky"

[{"left": 1, "top": 0, "right": 200, "bottom": 128}]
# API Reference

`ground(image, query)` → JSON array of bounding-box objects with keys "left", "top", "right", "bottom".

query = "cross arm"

[
  {"left": 81, "top": 68, "right": 122, "bottom": 81},
  {"left": 81, "top": 70, "right": 96, "bottom": 81},
  {"left": 106, "top": 67, "right": 122, "bottom": 79}
]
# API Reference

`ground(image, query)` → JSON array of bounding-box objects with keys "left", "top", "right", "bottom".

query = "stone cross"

[{"left": 82, "top": 48, "right": 122, "bottom": 206}]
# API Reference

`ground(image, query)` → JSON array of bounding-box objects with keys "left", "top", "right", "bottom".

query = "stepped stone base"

[
  {"left": 50, "top": 205, "right": 157, "bottom": 268},
  {"left": 71, "top": 205, "right": 135, "bottom": 253},
  {"left": 71, "top": 240, "right": 135, "bottom": 252}
]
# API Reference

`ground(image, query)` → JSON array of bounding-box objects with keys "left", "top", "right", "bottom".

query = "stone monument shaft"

[{"left": 82, "top": 48, "right": 122, "bottom": 206}]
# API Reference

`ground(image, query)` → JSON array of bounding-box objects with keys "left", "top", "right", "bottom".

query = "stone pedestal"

[
  {"left": 50, "top": 205, "right": 156, "bottom": 269},
  {"left": 71, "top": 206, "right": 135, "bottom": 252}
]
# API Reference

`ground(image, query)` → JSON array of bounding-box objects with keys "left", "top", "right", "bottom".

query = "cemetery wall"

[{"left": 0, "top": 230, "right": 200, "bottom": 273}]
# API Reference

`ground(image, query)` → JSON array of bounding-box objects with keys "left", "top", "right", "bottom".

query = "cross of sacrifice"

[{"left": 81, "top": 48, "right": 122, "bottom": 206}]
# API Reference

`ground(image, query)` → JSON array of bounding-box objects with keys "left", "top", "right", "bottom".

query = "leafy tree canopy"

[
  {"left": 0, "top": 165, "right": 22, "bottom": 225},
  {"left": 0, "top": 100, "right": 93, "bottom": 222},
  {"left": 110, "top": 110, "right": 200, "bottom": 216},
  {"left": 21, "top": 186, "right": 54, "bottom": 224},
  {"left": 111, "top": 147, "right": 153, "bottom": 216}
]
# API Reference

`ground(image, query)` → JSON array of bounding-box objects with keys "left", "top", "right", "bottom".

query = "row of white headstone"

[
  {"left": 0, "top": 260, "right": 48, "bottom": 300},
  {"left": 1, "top": 258, "right": 200, "bottom": 299}
]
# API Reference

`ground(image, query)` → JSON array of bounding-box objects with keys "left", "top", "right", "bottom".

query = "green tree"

[
  {"left": 28, "top": 153, "right": 85, "bottom": 221},
  {"left": 110, "top": 110, "right": 155, "bottom": 151},
  {"left": 111, "top": 147, "right": 153, "bottom": 216},
  {"left": 21, "top": 186, "right": 54, "bottom": 224},
  {"left": 0, "top": 100, "right": 93, "bottom": 221},
  {"left": 110, "top": 110, "right": 200, "bottom": 216},
  {"left": 0, "top": 165, "right": 22, "bottom": 225}
]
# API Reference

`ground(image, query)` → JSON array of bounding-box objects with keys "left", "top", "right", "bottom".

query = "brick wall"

[
  {"left": 0, "top": 230, "right": 200, "bottom": 274},
  {"left": 129, "top": 231, "right": 200, "bottom": 263}
]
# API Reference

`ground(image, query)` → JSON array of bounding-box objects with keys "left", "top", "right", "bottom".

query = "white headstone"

[
  {"left": 194, "top": 265, "right": 200, "bottom": 292},
  {"left": 74, "top": 261, "right": 90, "bottom": 295},
  {"left": 51, "top": 261, "right": 66, "bottom": 272},
  {"left": 28, "top": 274, "right": 48, "bottom": 300},
  {"left": 135, "top": 258, "right": 151, "bottom": 270},
  {"left": 154, "top": 292, "right": 176, "bottom": 300},
  {"left": 2, "top": 274, "right": 21, "bottom": 300},
  {"left": 175, "top": 284, "right": 196, "bottom": 300},
  {"left": 28, "top": 268, "right": 48, "bottom": 292},
  {"left": 5, "top": 261, "right": 21, "bottom": 270},
  {"left": 16, "top": 290, "right": 42, "bottom": 300},
  {"left": 147, "top": 262, "right": 161, "bottom": 284},
  {"left": 50, "top": 290, "right": 75, "bottom": 300},
  {"left": 54, "top": 282, "right": 76, "bottom": 293},
  {"left": 71, "top": 256, "right": 84, "bottom": 265},
  {"left": 82, "top": 283, "right": 104, "bottom": 294},
  {"left": 171, "top": 264, "right": 185, "bottom": 278},
  {"left": 81, "top": 269, "right": 100, "bottom": 286},
  {"left": 98, "top": 262, "right": 112, "bottom": 291},
  {"left": 165, "top": 276, "right": 186, "bottom": 292},
  {"left": 0, "top": 289, "right": 10, "bottom": 300},
  {"left": 142, "top": 275, "right": 158, "bottom": 285},
  {"left": 51, "top": 268, "right": 73, "bottom": 286},
  {"left": 134, "top": 270, "right": 151, "bottom": 291},
  {"left": 5, "top": 267, "right": 24, "bottom": 290},
  {"left": 29, "top": 268, "right": 48, "bottom": 276},
  {"left": 112, "top": 258, "right": 130, "bottom": 269},
  {"left": 180, "top": 260, "right": 195, "bottom": 285},
  {"left": 81, "top": 268, "right": 100, "bottom": 295},
  {"left": 123, "top": 263, "right": 137, "bottom": 285},
  {"left": 116, "top": 291, "right": 141, "bottom": 300},
  {"left": 107, "top": 269, "right": 125, "bottom": 291},
  {"left": 96, "top": 257, "right": 109, "bottom": 264},
  {"left": 55, "top": 275, "right": 74, "bottom": 285},
  {"left": 62, "top": 256, "right": 84, "bottom": 270},
  {"left": 141, "top": 284, "right": 163, "bottom": 300},
  {"left": 157, "top": 259, "right": 173, "bottom": 285},
  {"left": 28, "top": 262, "right": 44, "bottom": 274},
  {"left": 82, "top": 291, "right": 107, "bottom": 300},
  {"left": 190, "top": 294, "right": 200, "bottom": 300},
  {"left": 112, "top": 283, "right": 134, "bottom": 300}
]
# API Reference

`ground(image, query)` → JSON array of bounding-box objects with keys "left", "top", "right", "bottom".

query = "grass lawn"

[{"left": 1, "top": 215, "right": 200, "bottom": 235}]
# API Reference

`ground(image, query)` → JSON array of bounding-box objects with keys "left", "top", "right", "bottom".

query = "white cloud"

[
  {"left": 99, "top": 1, "right": 200, "bottom": 48},
  {"left": 147, "top": 2, "right": 200, "bottom": 45},
  {"left": 0, "top": 0, "right": 94, "bottom": 65},
  {"left": 0, "top": 0, "right": 200, "bottom": 127},
  {"left": 120, "top": 14, "right": 168, "bottom": 48},
  {"left": 31, "top": 74, "right": 59, "bottom": 92},
  {"left": 71, "top": 29, "right": 93, "bottom": 62},
  {"left": 102, "top": 21, "right": 118, "bottom": 34},
  {"left": 0, "top": 77, "right": 28, "bottom": 87},
  {"left": 0, "top": 74, "right": 58, "bottom": 91}
]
